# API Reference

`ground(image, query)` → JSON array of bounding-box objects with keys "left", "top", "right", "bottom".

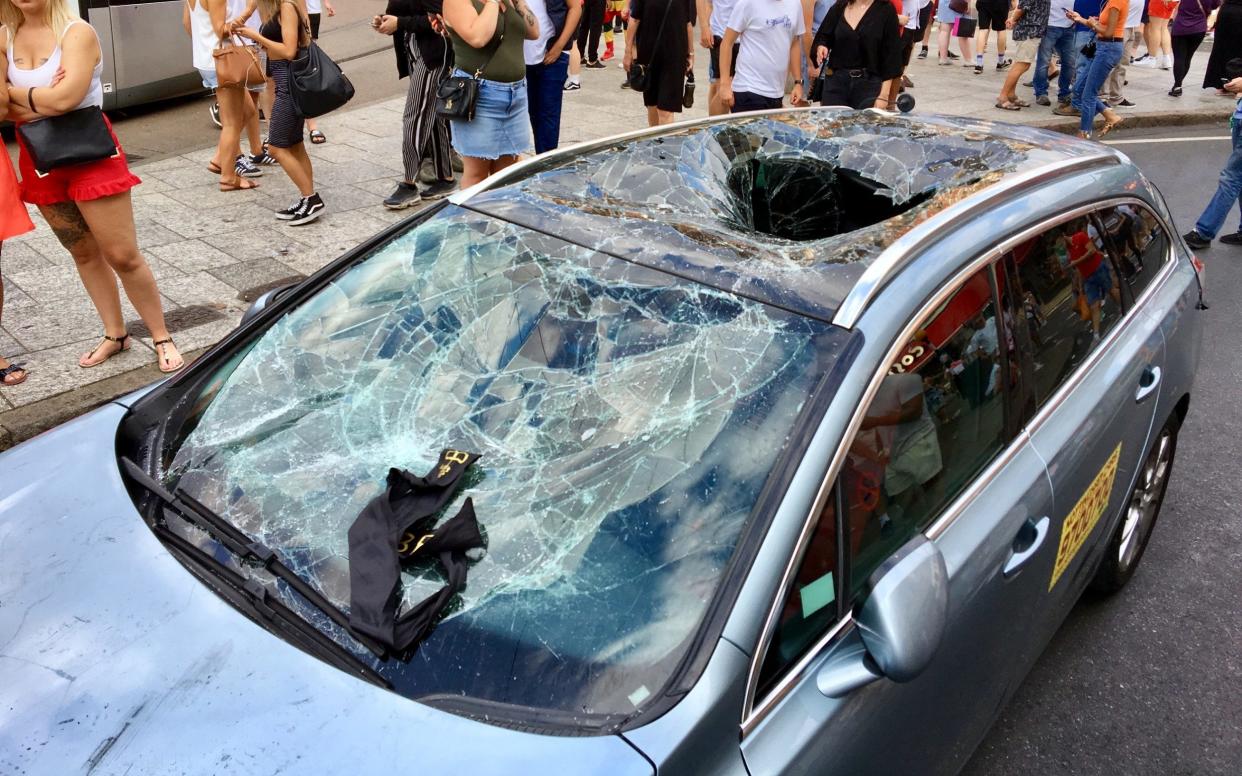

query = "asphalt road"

[
  {"left": 962, "top": 124, "right": 1242, "bottom": 775},
  {"left": 103, "top": 0, "right": 404, "bottom": 163}
]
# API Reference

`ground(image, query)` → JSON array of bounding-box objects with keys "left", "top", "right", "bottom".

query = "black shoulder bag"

[
  {"left": 627, "top": 0, "right": 674, "bottom": 91},
  {"left": 17, "top": 106, "right": 118, "bottom": 178},
  {"left": 437, "top": 11, "right": 507, "bottom": 121},
  {"left": 288, "top": 10, "right": 356, "bottom": 118}
]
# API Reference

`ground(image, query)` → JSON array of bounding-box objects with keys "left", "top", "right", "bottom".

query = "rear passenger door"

[{"left": 1010, "top": 204, "right": 1166, "bottom": 634}]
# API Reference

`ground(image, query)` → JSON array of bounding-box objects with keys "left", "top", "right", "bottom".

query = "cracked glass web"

[{"left": 163, "top": 205, "right": 847, "bottom": 720}]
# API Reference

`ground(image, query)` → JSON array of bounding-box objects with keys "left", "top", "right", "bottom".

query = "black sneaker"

[
  {"left": 1219, "top": 231, "right": 1242, "bottom": 245},
  {"left": 948, "top": 51, "right": 960, "bottom": 59},
  {"left": 996, "top": 60, "right": 1011, "bottom": 70},
  {"left": 420, "top": 179, "right": 458, "bottom": 200},
  {"left": 1115, "top": 98, "right": 1135, "bottom": 107},
  {"left": 383, "top": 182, "right": 422, "bottom": 210},
  {"left": 974, "top": 64, "right": 984, "bottom": 75},
  {"left": 276, "top": 197, "right": 306, "bottom": 221},
  {"left": 235, "top": 154, "right": 263, "bottom": 178},
  {"left": 917, "top": 46, "right": 929, "bottom": 59},
  {"left": 1183, "top": 230, "right": 1211, "bottom": 249},
  {"left": 252, "top": 147, "right": 278, "bottom": 166},
  {"left": 563, "top": 80, "right": 581, "bottom": 91},
  {"left": 289, "top": 193, "right": 325, "bottom": 226},
  {"left": 585, "top": 60, "right": 606, "bottom": 69},
  {"left": 210, "top": 101, "right": 222, "bottom": 129},
  {"left": 1035, "top": 95, "right": 1051, "bottom": 106}
]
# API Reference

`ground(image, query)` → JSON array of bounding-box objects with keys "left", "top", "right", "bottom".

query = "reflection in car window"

[
  {"left": 758, "top": 488, "right": 839, "bottom": 696},
  {"left": 160, "top": 205, "right": 848, "bottom": 721},
  {"left": 1008, "top": 216, "right": 1123, "bottom": 406},
  {"left": 1095, "top": 204, "right": 1169, "bottom": 306},
  {"left": 844, "top": 266, "right": 1007, "bottom": 593}
]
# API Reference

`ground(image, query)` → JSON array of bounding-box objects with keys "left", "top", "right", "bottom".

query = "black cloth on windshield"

[{"left": 347, "top": 449, "right": 482, "bottom": 654}]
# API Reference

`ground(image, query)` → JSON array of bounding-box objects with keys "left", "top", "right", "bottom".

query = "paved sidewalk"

[{"left": 0, "top": 30, "right": 1229, "bottom": 446}]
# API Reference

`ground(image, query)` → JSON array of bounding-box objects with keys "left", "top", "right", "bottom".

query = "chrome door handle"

[
  {"left": 1135, "top": 365, "right": 1162, "bottom": 404},
  {"left": 1002, "top": 516, "right": 1050, "bottom": 578}
]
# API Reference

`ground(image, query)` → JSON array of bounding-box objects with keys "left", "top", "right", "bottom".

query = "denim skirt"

[{"left": 449, "top": 70, "right": 533, "bottom": 160}]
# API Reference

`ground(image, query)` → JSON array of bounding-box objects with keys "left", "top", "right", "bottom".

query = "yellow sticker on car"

[{"left": 1049, "top": 443, "right": 1122, "bottom": 591}]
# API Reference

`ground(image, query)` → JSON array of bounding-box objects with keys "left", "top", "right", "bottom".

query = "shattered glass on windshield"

[
  {"left": 164, "top": 206, "right": 847, "bottom": 721},
  {"left": 469, "top": 110, "right": 1091, "bottom": 320}
]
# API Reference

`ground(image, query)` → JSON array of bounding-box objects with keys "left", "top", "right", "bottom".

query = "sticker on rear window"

[
  {"left": 1050, "top": 443, "right": 1122, "bottom": 590},
  {"left": 800, "top": 573, "right": 836, "bottom": 619}
]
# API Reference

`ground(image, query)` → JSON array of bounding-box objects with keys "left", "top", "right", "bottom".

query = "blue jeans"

[
  {"left": 1194, "top": 122, "right": 1242, "bottom": 239},
  {"left": 1069, "top": 29, "right": 1095, "bottom": 110},
  {"left": 526, "top": 53, "right": 569, "bottom": 155},
  {"left": 1075, "top": 40, "right": 1122, "bottom": 134},
  {"left": 1034, "top": 26, "right": 1075, "bottom": 101}
]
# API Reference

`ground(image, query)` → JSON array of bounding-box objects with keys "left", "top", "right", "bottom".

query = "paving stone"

[
  {"left": 3, "top": 293, "right": 144, "bottom": 353},
  {"left": 0, "top": 242, "right": 53, "bottom": 274},
  {"left": 208, "top": 258, "right": 303, "bottom": 294},
  {"left": 0, "top": 335, "right": 156, "bottom": 408},
  {"left": 155, "top": 271, "right": 250, "bottom": 310},
  {"left": 0, "top": 327, "right": 29, "bottom": 359},
  {"left": 4, "top": 266, "right": 81, "bottom": 305},
  {"left": 148, "top": 239, "right": 239, "bottom": 273},
  {"left": 164, "top": 180, "right": 269, "bottom": 210},
  {"left": 201, "top": 228, "right": 313, "bottom": 263}
]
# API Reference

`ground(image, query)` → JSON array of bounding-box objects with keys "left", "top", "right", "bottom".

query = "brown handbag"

[{"left": 213, "top": 36, "right": 265, "bottom": 88}]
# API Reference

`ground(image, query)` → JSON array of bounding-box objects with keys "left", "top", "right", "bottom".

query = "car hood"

[{"left": 0, "top": 405, "right": 653, "bottom": 776}]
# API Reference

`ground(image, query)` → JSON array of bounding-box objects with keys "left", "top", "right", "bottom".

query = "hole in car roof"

[{"left": 464, "top": 111, "right": 1096, "bottom": 321}]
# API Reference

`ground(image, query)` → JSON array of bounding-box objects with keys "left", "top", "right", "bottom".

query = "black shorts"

[
  {"left": 709, "top": 35, "right": 739, "bottom": 81},
  {"left": 309, "top": 12, "right": 322, "bottom": 39},
  {"left": 731, "top": 90, "right": 782, "bottom": 112},
  {"left": 976, "top": 0, "right": 1009, "bottom": 31}
]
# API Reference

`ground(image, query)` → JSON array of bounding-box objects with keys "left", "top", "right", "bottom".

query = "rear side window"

[
  {"left": 1095, "top": 204, "right": 1169, "bottom": 305},
  {"left": 1005, "top": 216, "right": 1123, "bottom": 406}
]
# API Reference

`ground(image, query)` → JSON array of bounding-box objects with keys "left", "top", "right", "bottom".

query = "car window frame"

[{"left": 740, "top": 194, "right": 1180, "bottom": 736}]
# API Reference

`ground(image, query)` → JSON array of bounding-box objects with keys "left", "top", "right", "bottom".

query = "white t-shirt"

[
  {"left": 307, "top": 0, "right": 322, "bottom": 14},
  {"left": 726, "top": 0, "right": 805, "bottom": 99},
  {"left": 969, "top": 317, "right": 999, "bottom": 357},
  {"left": 711, "top": 0, "right": 740, "bottom": 38},
  {"left": 227, "top": 0, "right": 260, "bottom": 29},
  {"left": 1124, "top": 0, "right": 1143, "bottom": 29},
  {"left": 1047, "top": 0, "right": 1075, "bottom": 28},
  {"left": 904, "top": 0, "right": 931, "bottom": 30},
  {"left": 524, "top": 0, "right": 555, "bottom": 65}
]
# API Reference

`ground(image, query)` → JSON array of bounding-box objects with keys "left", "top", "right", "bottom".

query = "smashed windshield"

[{"left": 162, "top": 205, "right": 847, "bottom": 724}]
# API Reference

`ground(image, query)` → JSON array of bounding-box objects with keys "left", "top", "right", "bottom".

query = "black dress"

[
  {"left": 812, "top": 0, "right": 903, "bottom": 109},
  {"left": 632, "top": 0, "right": 695, "bottom": 112},
  {"left": 1204, "top": 0, "right": 1242, "bottom": 89}
]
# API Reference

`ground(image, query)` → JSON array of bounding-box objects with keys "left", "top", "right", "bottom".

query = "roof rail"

[{"left": 830, "top": 150, "right": 1120, "bottom": 330}]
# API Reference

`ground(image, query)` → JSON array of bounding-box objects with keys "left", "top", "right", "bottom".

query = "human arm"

[
  {"left": 873, "top": 3, "right": 902, "bottom": 108},
  {"left": 513, "top": 0, "right": 542, "bottom": 40},
  {"left": 183, "top": 0, "right": 193, "bottom": 36},
  {"left": 687, "top": 21, "right": 696, "bottom": 71},
  {"left": 1225, "top": 76, "right": 1242, "bottom": 93},
  {"left": 811, "top": 3, "right": 838, "bottom": 66},
  {"left": 325, "top": 0, "right": 336, "bottom": 15},
  {"left": 441, "top": 0, "right": 502, "bottom": 47},
  {"left": 545, "top": 0, "right": 583, "bottom": 62},
  {"left": 623, "top": 9, "right": 639, "bottom": 70},
  {"left": 697, "top": 0, "right": 713, "bottom": 47},
  {"left": 6, "top": 24, "right": 99, "bottom": 116},
  {"left": 718, "top": 26, "right": 739, "bottom": 108},
  {"left": 227, "top": 0, "right": 258, "bottom": 28},
  {"left": 788, "top": 33, "right": 804, "bottom": 104},
  {"left": 801, "top": 0, "right": 815, "bottom": 74}
]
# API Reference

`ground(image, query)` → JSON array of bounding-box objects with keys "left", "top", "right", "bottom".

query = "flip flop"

[
  {"left": 995, "top": 100, "right": 1022, "bottom": 111},
  {"left": 309, "top": 130, "right": 327, "bottom": 144},
  {"left": 219, "top": 179, "right": 261, "bottom": 191},
  {"left": 0, "top": 362, "right": 28, "bottom": 386},
  {"left": 1010, "top": 98, "right": 1031, "bottom": 108}
]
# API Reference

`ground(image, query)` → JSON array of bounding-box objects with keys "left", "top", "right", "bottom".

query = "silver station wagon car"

[{"left": 0, "top": 110, "right": 1203, "bottom": 775}]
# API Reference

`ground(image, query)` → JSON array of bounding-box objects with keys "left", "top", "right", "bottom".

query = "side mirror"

[
  {"left": 817, "top": 536, "right": 949, "bottom": 697},
  {"left": 239, "top": 283, "right": 298, "bottom": 328}
]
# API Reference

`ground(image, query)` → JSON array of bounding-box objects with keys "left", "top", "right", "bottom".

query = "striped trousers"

[{"left": 403, "top": 34, "right": 453, "bottom": 183}]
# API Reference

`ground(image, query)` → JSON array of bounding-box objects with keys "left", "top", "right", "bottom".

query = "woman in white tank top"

[
  {"left": 1, "top": 0, "right": 184, "bottom": 373},
  {"left": 184, "top": 0, "right": 263, "bottom": 190}
]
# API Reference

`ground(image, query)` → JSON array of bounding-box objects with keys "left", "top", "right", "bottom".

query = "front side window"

[
  {"left": 154, "top": 206, "right": 849, "bottom": 723},
  {"left": 843, "top": 265, "right": 1008, "bottom": 592}
]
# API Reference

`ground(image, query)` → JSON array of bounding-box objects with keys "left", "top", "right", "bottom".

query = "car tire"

[{"left": 1089, "top": 416, "right": 1180, "bottom": 594}]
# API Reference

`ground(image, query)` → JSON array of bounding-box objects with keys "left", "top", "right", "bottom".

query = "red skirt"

[
  {"left": 15, "top": 112, "right": 140, "bottom": 206},
  {"left": 1, "top": 149, "right": 35, "bottom": 242}
]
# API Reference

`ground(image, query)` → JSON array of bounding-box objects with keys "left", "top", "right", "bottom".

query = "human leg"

[
  {"left": 72, "top": 194, "right": 183, "bottom": 371},
  {"left": 1033, "top": 33, "right": 1056, "bottom": 98},
  {"left": 528, "top": 54, "right": 569, "bottom": 153},
  {"left": 938, "top": 23, "right": 951, "bottom": 61},
  {"left": 1079, "top": 43, "right": 1122, "bottom": 134},
  {"left": 584, "top": 0, "right": 605, "bottom": 62},
  {"left": 1193, "top": 124, "right": 1242, "bottom": 239},
  {"left": 216, "top": 86, "right": 258, "bottom": 190},
  {"left": 38, "top": 202, "right": 126, "bottom": 361},
  {"left": 1054, "top": 28, "right": 1076, "bottom": 101}
]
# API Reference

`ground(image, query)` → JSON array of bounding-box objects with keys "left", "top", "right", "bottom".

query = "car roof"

[{"left": 451, "top": 108, "right": 1124, "bottom": 326}]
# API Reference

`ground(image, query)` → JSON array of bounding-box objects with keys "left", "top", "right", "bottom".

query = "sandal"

[
  {"left": 0, "top": 362, "right": 28, "bottom": 387},
  {"left": 995, "top": 100, "right": 1023, "bottom": 111},
  {"left": 219, "top": 178, "right": 261, "bottom": 192},
  {"left": 309, "top": 129, "right": 327, "bottom": 144},
  {"left": 208, "top": 161, "right": 222, "bottom": 175},
  {"left": 1100, "top": 118, "right": 1124, "bottom": 136},
  {"left": 153, "top": 338, "right": 185, "bottom": 374},
  {"left": 80, "top": 333, "right": 130, "bottom": 368}
]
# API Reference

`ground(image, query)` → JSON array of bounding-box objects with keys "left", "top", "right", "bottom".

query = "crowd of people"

[{"left": 2, "top": 0, "right": 1241, "bottom": 383}]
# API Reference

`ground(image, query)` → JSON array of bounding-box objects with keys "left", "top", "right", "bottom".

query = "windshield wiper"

[
  {"left": 120, "top": 457, "right": 391, "bottom": 660},
  {"left": 152, "top": 522, "right": 389, "bottom": 689}
]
